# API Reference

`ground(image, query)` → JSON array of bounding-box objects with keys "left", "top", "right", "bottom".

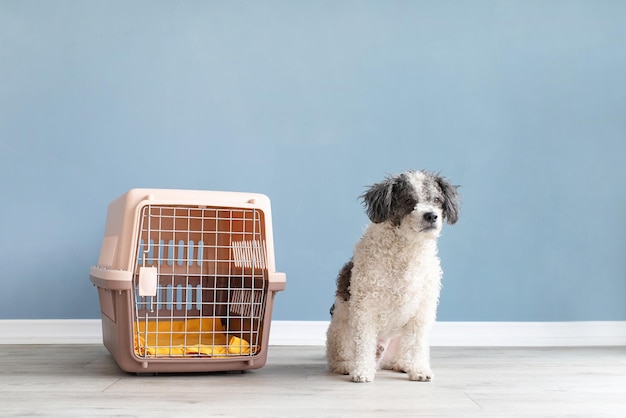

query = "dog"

[{"left": 326, "top": 170, "right": 460, "bottom": 383}]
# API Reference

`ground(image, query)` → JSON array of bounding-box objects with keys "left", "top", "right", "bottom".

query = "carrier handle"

[{"left": 89, "top": 266, "right": 133, "bottom": 290}]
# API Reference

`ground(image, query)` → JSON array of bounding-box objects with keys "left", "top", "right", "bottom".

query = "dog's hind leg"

[{"left": 326, "top": 299, "right": 351, "bottom": 375}]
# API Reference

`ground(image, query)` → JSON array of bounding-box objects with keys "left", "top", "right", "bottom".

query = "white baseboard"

[
  {"left": 0, "top": 320, "right": 104, "bottom": 345},
  {"left": 0, "top": 320, "right": 624, "bottom": 346},
  {"left": 270, "top": 321, "right": 626, "bottom": 347}
]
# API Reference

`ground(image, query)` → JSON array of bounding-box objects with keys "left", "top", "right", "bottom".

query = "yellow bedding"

[{"left": 134, "top": 318, "right": 251, "bottom": 357}]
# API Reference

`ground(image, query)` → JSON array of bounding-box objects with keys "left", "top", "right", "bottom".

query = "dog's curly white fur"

[{"left": 326, "top": 170, "right": 460, "bottom": 383}]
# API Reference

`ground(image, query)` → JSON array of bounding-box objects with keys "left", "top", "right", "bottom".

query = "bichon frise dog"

[{"left": 326, "top": 170, "right": 460, "bottom": 383}]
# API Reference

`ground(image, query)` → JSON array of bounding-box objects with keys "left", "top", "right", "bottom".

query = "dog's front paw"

[
  {"left": 350, "top": 373, "right": 374, "bottom": 383},
  {"left": 390, "top": 362, "right": 433, "bottom": 382},
  {"left": 350, "top": 366, "right": 375, "bottom": 383},
  {"left": 407, "top": 369, "right": 433, "bottom": 382}
]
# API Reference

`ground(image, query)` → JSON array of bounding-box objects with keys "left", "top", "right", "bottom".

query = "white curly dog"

[{"left": 326, "top": 170, "right": 460, "bottom": 383}]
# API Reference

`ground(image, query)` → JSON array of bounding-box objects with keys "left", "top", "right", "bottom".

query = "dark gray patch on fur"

[
  {"left": 434, "top": 174, "right": 461, "bottom": 224},
  {"left": 360, "top": 176, "right": 396, "bottom": 224},
  {"left": 335, "top": 259, "right": 353, "bottom": 301},
  {"left": 330, "top": 259, "right": 354, "bottom": 316},
  {"left": 360, "top": 173, "right": 417, "bottom": 227}
]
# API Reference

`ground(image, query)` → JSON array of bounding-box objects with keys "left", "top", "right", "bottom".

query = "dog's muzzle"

[
  {"left": 423, "top": 212, "right": 438, "bottom": 224},
  {"left": 420, "top": 211, "right": 439, "bottom": 232}
]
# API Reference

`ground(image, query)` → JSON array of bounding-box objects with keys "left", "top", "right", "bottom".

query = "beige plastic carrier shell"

[{"left": 90, "top": 189, "right": 286, "bottom": 373}]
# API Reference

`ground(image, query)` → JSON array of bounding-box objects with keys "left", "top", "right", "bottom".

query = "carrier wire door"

[{"left": 90, "top": 189, "right": 286, "bottom": 373}]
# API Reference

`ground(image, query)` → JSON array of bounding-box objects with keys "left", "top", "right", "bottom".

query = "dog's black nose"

[{"left": 424, "top": 212, "right": 438, "bottom": 223}]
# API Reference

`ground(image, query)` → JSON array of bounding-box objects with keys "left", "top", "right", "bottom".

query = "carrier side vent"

[
  {"left": 230, "top": 289, "right": 265, "bottom": 317},
  {"left": 232, "top": 240, "right": 267, "bottom": 269}
]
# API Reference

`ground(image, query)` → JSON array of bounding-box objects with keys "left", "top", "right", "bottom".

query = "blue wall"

[{"left": 1, "top": 1, "right": 625, "bottom": 321}]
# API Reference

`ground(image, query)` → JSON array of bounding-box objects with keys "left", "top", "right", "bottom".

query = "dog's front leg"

[
  {"left": 396, "top": 319, "right": 434, "bottom": 382},
  {"left": 349, "top": 311, "right": 378, "bottom": 383}
]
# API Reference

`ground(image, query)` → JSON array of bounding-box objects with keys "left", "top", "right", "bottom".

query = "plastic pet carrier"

[{"left": 90, "top": 189, "right": 286, "bottom": 373}]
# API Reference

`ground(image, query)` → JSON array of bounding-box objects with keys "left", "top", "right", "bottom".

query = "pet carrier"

[{"left": 90, "top": 189, "right": 286, "bottom": 373}]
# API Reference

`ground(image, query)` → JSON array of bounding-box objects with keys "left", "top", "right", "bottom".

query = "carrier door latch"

[{"left": 138, "top": 266, "right": 158, "bottom": 297}]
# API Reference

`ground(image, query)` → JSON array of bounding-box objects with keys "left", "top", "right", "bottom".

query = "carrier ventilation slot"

[
  {"left": 137, "top": 239, "right": 267, "bottom": 269},
  {"left": 137, "top": 239, "right": 205, "bottom": 266},
  {"left": 232, "top": 240, "right": 267, "bottom": 269},
  {"left": 135, "top": 284, "right": 204, "bottom": 312},
  {"left": 230, "top": 289, "right": 265, "bottom": 316}
]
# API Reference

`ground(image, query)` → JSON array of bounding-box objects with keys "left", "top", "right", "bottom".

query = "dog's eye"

[
  {"left": 404, "top": 198, "right": 415, "bottom": 207},
  {"left": 433, "top": 197, "right": 442, "bottom": 205}
]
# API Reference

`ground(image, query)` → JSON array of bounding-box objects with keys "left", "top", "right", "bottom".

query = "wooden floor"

[{"left": 0, "top": 345, "right": 625, "bottom": 417}]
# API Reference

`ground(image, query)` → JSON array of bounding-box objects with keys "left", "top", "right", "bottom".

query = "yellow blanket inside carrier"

[{"left": 134, "top": 318, "right": 251, "bottom": 357}]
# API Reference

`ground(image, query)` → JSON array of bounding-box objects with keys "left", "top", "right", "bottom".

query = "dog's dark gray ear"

[
  {"left": 436, "top": 175, "right": 461, "bottom": 225},
  {"left": 360, "top": 175, "right": 397, "bottom": 223}
]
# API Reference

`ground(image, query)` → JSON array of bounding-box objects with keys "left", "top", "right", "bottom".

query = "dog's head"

[{"left": 360, "top": 170, "right": 460, "bottom": 236}]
